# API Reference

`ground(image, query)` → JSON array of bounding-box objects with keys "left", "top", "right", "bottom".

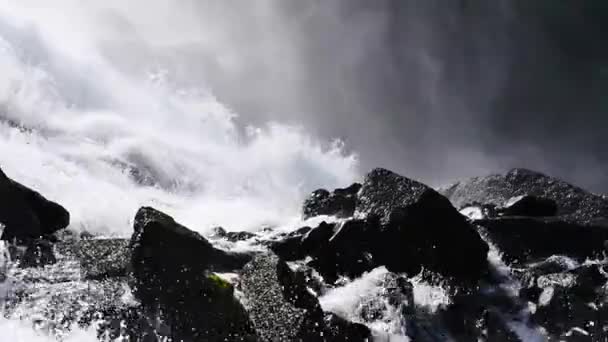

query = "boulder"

[
  {"left": 270, "top": 222, "right": 334, "bottom": 262},
  {"left": 498, "top": 195, "right": 558, "bottom": 217},
  {"left": 303, "top": 183, "right": 361, "bottom": 219},
  {"left": 528, "top": 264, "right": 608, "bottom": 339},
  {"left": 442, "top": 168, "right": 608, "bottom": 224},
  {"left": 0, "top": 168, "right": 69, "bottom": 242},
  {"left": 476, "top": 217, "right": 608, "bottom": 264},
  {"left": 130, "top": 207, "right": 257, "bottom": 341},
  {"left": 275, "top": 169, "right": 489, "bottom": 282},
  {"left": 239, "top": 253, "right": 371, "bottom": 341},
  {"left": 359, "top": 169, "right": 489, "bottom": 281},
  {"left": 307, "top": 220, "right": 379, "bottom": 283}
]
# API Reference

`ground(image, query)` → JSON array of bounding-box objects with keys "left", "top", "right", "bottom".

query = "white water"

[
  {"left": 0, "top": 2, "right": 358, "bottom": 236},
  {"left": 0, "top": 2, "right": 358, "bottom": 340}
]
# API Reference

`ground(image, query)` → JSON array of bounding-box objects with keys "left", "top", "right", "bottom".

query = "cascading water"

[
  {"left": 0, "top": 2, "right": 358, "bottom": 340},
  {"left": 0, "top": 3, "right": 358, "bottom": 237}
]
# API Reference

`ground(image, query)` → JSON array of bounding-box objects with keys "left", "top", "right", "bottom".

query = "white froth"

[{"left": 0, "top": 3, "right": 358, "bottom": 236}]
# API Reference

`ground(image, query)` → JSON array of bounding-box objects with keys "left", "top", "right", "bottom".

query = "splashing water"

[{"left": 0, "top": 3, "right": 359, "bottom": 236}]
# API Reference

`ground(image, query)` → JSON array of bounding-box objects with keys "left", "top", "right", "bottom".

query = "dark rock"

[
  {"left": 308, "top": 220, "right": 379, "bottom": 283},
  {"left": 356, "top": 168, "right": 433, "bottom": 223},
  {"left": 75, "top": 238, "right": 129, "bottom": 280},
  {"left": 303, "top": 183, "right": 361, "bottom": 219},
  {"left": 358, "top": 169, "right": 488, "bottom": 281},
  {"left": 476, "top": 217, "right": 608, "bottom": 264},
  {"left": 130, "top": 207, "right": 257, "bottom": 341},
  {"left": 276, "top": 169, "right": 489, "bottom": 283},
  {"left": 19, "top": 239, "right": 56, "bottom": 268},
  {"left": 1, "top": 234, "right": 155, "bottom": 341},
  {"left": 270, "top": 222, "right": 335, "bottom": 261},
  {"left": 520, "top": 263, "right": 608, "bottom": 339},
  {"left": 442, "top": 168, "right": 608, "bottom": 224},
  {"left": 209, "top": 226, "right": 257, "bottom": 242},
  {"left": 239, "top": 253, "right": 371, "bottom": 341},
  {"left": 270, "top": 219, "right": 377, "bottom": 283},
  {"left": 323, "top": 313, "right": 373, "bottom": 341},
  {"left": 0, "top": 167, "right": 69, "bottom": 242},
  {"left": 498, "top": 195, "right": 558, "bottom": 217}
]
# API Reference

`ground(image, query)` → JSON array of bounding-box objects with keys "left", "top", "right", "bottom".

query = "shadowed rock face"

[
  {"left": 476, "top": 217, "right": 608, "bottom": 264},
  {"left": 292, "top": 168, "right": 490, "bottom": 283},
  {"left": 130, "top": 207, "right": 257, "bottom": 341},
  {"left": 302, "top": 183, "right": 362, "bottom": 219},
  {"left": 442, "top": 168, "right": 608, "bottom": 224},
  {"left": 0, "top": 167, "right": 69, "bottom": 242},
  {"left": 239, "top": 253, "right": 371, "bottom": 342}
]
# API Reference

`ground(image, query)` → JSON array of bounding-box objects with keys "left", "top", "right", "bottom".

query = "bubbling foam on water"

[{"left": 0, "top": 3, "right": 359, "bottom": 236}]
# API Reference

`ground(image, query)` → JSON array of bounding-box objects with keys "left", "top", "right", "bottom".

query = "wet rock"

[
  {"left": 520, "top": 263, "right": 608, "bottom": 339},
  {"left": 303, "top": 183, "right": 361, "bottom": 219},
  {"left": 274, "top": 169, "right": 489, "bottom": 283},
  {"left": 358, "top": 169, "right": 488, "bottom": 281},
  {"left": 442, "top": 168, "right": 608, "bottom": 224},
  {"left": 130, "top": 207, "right": 257, "bottom": 341},
  {"left": 476, "top": 217, "right": 608, "bottom": 264},
  {"left": 308, "top": 219, "right": 379, "bottom": 283},
  {"left": 19, "top": 239, "right": 56, "bottom": 268},
  {"left": 498, "top": 195, "right": 558, "bottom": 217},
  {"left": 270, "top": 222, "right": 335, "bottom": 261},
  {"left": 1, "top": 235, "right": 154, "bottom": 341},
  {"left": 210, "top": 226, "right": 257, "bottom": 242},
  {"left": 0, "top": 167, "right": 69, "bottom": 242},
  {"left": 74, "top": 238, "right": 129, "bottom": 280},
  {"left": 239, "top": 253, "right": 371, "bottom": 341}
]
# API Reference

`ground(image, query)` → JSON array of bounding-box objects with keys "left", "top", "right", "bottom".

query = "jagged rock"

[
  {"left": 476, "top": 217, "right": 608, "bottom": 264},
  {"left": 239, "top": 253, "right": 371, "bottom": 341},
  {"left": 1, "top": 235, "right": 154, "bottom": 341},
  {"left": 442, "top": 168, "right": 608, "bottom": 224},
  {"left": 274, "top": 169, "right": 489, "bottom": 282},
  {"left": 499, "top": 195, "right": 558, "bottom": 217},
  {"left": 209, "top": 226, "right": 257, "bottom": 242},
  {"left": 520, "top": 263, "right": 608, "bottom": 339},
  {"left": 271, "top": 220, "right": 377, "bottom": 282},
  {"left": 359, "top": 169, "right": 488, "bottom": 281},
  {"left": 270, "top": 222, "right": 335, "bottom": 261},
  {"left": 308, "top": 219, "right": 379, "bottom": 283},
  {"left": 130, "top": 207, "right": 257, "bottom": 341},
  {"left": 303, "top": 183, "right": 361, "bottom": 219},
  {"left": 0, "top": 167, "right": 69, "bottom": 242}
]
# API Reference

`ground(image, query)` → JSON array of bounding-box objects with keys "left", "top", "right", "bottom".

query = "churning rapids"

[
  {"left": 0, "top": 2, "right": 358, "bottom": 340},
  {"left": 1, "top": 3, "right": 608, "bottom": 342}
]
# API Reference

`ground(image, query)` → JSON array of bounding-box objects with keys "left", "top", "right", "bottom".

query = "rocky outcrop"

[
  {"left": 499, "top": 195, "right": 558, "bottom": 217},
  {"left": 6, "top": 166, "right": 608, "bottom": 341},
  {"left": 519, "top": 262, "right": 608, "bottom": 339},
  {"left": 130, "top": 207, "right": 257, "bottom": 341},
  {"left": 277, "top": 169, "right": 489, "bottom": 283},
  {"left": 476, "top": 217, "right": 608, "bottom": 264},
  {"left": 303, "top": 183, "right": 361, "bottom": 219},
  {"left": 442, "top": 168, "right": 608, "bottom": 224},
  {"left": 0, "top": 167, "right": 69, "bottom": 242},
  {"left": 239, "top": 253, "right": 371, "bottom": 341}
]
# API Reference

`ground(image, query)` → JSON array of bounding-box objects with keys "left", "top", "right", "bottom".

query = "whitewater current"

[{"left": 0, "top": 2, "right": 361, "bottom": 340}]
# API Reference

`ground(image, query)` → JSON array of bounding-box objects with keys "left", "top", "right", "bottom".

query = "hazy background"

[
  {"left": 153, "top": 0, "right": 606, "bottom": 191},
  {"left": 7, "top": 0, "right": 608, "bottom": 192}
]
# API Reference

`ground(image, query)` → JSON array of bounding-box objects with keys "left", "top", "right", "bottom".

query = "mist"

[
  {"left": 83, "top": 0, "right": 605, "bottom": 192},
  {"left": 3, "top": 0, "right": 608, "bottom": 196}
]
